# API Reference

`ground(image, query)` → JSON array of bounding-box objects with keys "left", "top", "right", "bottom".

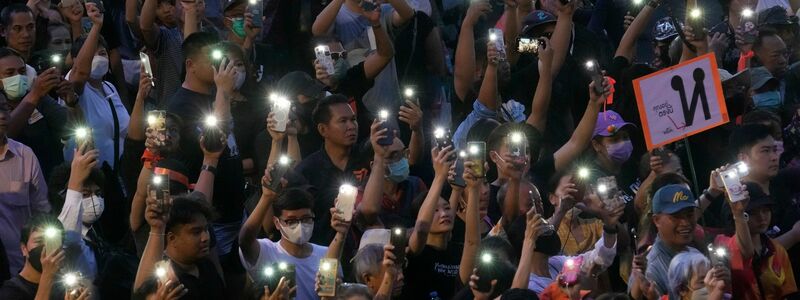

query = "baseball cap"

[
  {"left": 521, "top": 10, "right": 557, "bottom": 37},
  {"left": 758, "top": 6, "right": 799, "bottom": 26},
  {"left": 593, "top": 110, "right": 636, "bottom": 138},
  {"left": 750, "top": 67, "right": 779, "bottom": 90},
  {"left": 652, "top": 184, "right": 698, "bottom": 214},
  {"left": 743, "top": 182, "right": 774, "bottom": 211},
  {"left": 276, "top": 71, "right": 326, "bottom": 98},
  {"left": 653, "top": 17, "right": 679, "bottom": 42},
  {"left": 224, "top": 0, "right": 246, "bottom": 12}
]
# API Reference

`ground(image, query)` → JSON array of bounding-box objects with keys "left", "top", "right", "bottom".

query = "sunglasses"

[{"left": 331, "top": 51, "right": 347, "bottom": 60}]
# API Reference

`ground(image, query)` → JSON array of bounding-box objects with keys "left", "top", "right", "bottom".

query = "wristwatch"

[{"left": 201, "top": 164, "right": 217, "bottom": 176}]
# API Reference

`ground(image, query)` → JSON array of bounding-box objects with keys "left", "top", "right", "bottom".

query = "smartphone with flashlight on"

[
  {"left": 336, "top": 184, "right": 357, "bottom": 222},
  {"left": 150, "top": 174, "right": 171, "bottom": 211},
  {"left": 717, "top": 162, "right": 749, "bottom": 202},
  {"left": 488, "top": 28, "right": 506, "bottom": 62},
  {"left": 43, "top": 227, "right": 62, "bottom": 255},
  {"left": 450, "top": 151, "right": 467, "bottom": 187},
  {"left": 202, "top": 115, "right": 225, "bottom": 152},
  {"left": 688, "top": 8, "right": 706, "bottom": 40},
  {"left": 210, "top": 48, "right": 226, "bottom": 69},
  {"left": 318, "top": 258, "right": 339, "bottom": 297},
  {"left": 378, "top": 110, "right": 394, "bottom": 146},
  {"left": 508, "top": 132, "right": 527, "bottom": 159},
  {"left": 573, "top": 166, "right": 591, "bottom": 201},
  {"left": 154, "top": 260, "right": 172, "bottom": 285},
  {"left": 315, "top": 45, "right": 336, "bottom": 75},
  {"left": 596, "top": 176, "right": 619, "bottom": 209},
  {"left": 140, "top": 52, "right": 155, "bottom": 86},
  {"left": 147, "top": 110, "right": 167, "bottom": 144},
  {"left": 248, "top": 0, "right": 263, "bottom": 27},
  {"left": 739, "top": 8, "right": 757, "bottom": 43},
  {"left": 559, "top": 257, "right": 583, "bottom": 286},
  {"left": 585, "top": 60, "right": 605, "bottom": 95},
  {"left": 466, "top": 142, "right": 486, "bottom": 178},
  {"left": 708, "top": 244, "right": 730, "bottom": 269},
  {"left": 270, "top": 94, "right": 291, "bottom": 133},
  {"left": 433, "top": 127, "right": 453, "bottom": 151},
  {"left": 476, "top": 252, "right": 497, "bottom": 292},
  {"left": 264, "top": 262, "right": 296, "bottom": 292},
  {"left": 403, "top": 86, "right": 420, "bottom": 107},
  {"left": 75, "top": 127, "right": 95, "bottom": 153},
  {"left": 36, "top": 53, "right": 64, "bottom": 73},
  {"left": 628, "top": 0, "right": 644, "bottom": 15},
  {"left": 63, "top": 272, "right": 84, "bottom": 297},
  {"left": 268, "top": 155, "right": 293, "bottom": 193},
  {"left": 390, "top": 227, "right": 408, "bottom": 264}
]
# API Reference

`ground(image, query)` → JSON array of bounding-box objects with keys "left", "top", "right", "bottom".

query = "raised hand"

[
  {"left": 85, "top": 1, "right": 103, "bottom": 27},
  {"left": 213, "top": 57, "right": 237, "bottom": 95},
  {"left": 69, "top": 145, "right": 99, "bottom": 188},
  {"left": 465, "top": 0, "right": 491, "bottom": 26},
  {"left": 399, "top": 100, "right": 422, "bottom": 132},
  {"left": 370, "top": 119, "right": 390, "bottom": 158},
  {"left": 432, "top": 146, "right": 455, "bottom": 177},
  {"left": 329, "top": 206, "right": 352, "bottom": 234},
  {"left": 155, "top": 280, "right": 188, "bottom": 300},
  {"left": 468, "top": 268, "right": 496, "bottom": 300}
]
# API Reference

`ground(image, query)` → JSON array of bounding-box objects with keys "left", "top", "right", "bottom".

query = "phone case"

[
  {"left": 596, "top": 176, "right": 619, "bottom": 208},
  {"left": 44, "top": 231, "right": 62, "bottom": 255},
  {"left": 390, "top": 228, "right": 407, "bottom": 264},
  {"left": 314, "top": 46, "right": 336, "bottom": 75},
  {"left": 404, "top": 86, "right": 420, "bottom": 107},
  {"left": 318, "top": 258, "right": 338, "bottom": 297},
  {"left": 336, "top": 186, "right": 356, "bottom": 222},
  {"left": 721, "top": 169, "right": 747, "bottom": 202},
  {"left": 77, "top": 128, "right": 95, "bottom": 152},
  {"left": 467, "top": 142, "right": 486, "bottom": 177},
  {"left": 587, "top": 63, "right": 605, "bottom": 94},
  {"left": 451, "top": 156, "right": 467, "bottom": 187},
  {"left": 560, "top": 257, "right": 582, "bottom": 286},
  {"left": 203, "top": 125, "right": 225, "bottom": 153},
  {"left": 268, "top": 159, "right": 292, "bottom": 193},
  {"left": 434, "top": 129, "right": 452, "bottom": 150},
  {"left": 488, "top": 28, "right": 506, "bottom": 60},
  {"left": 378, "top": 112, "right": 394, "bottom": 146},
  {"left": 140, "top": 52, "right": 155, "bottom": 86},
  {"left": 249, "top": 0, "right": 263, "bottom": 27},
  {"left": 688, "top": 12, "right": 706, "bottom": 40},
  {"left": 272, "top": 101, "right": 290, "bottom": 132}
]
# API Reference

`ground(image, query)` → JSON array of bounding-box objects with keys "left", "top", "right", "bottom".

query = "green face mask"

[{"left": 230, "top": 17, "right": 246, "bottom": 38}]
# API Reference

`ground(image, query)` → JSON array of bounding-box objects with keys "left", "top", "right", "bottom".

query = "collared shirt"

[
  {"left": 632, "top": 236, "right": 701, "bottom": 298},
  {"left": 57, "top": 190, "right": 97, "bottom": 281},
  {"left": 0, "top": 139, "right": 50, "bottom": 275},
  {"left": 528, "top": 235, "right": 618, "bottom": 293}
]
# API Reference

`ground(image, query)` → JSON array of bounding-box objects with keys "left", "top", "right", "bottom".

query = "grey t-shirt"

[
  {"left": 629, "top": 237, "right": 701, "bottom": 297},
  {"left": 333, "top": 4, "right": 402, "bottom": 125}
]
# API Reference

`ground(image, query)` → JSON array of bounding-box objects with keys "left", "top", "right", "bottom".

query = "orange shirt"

[{"left": 714, "top": 234, "right": 797, "bottom": 300}]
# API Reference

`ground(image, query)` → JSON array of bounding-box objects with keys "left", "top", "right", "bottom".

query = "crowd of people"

[{"left": 0, "top": 0, "right": 799, "bottom": 299}]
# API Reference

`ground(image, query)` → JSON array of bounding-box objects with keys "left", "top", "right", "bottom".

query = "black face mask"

[{"left": 27, "top": 246, "right": 44, "bottom": 273}]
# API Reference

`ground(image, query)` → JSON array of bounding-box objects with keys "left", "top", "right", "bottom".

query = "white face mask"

[
  {"left": 280, "top": 222, "right": 313, "bottom": 245},
  {"left": 81, "top": 195, "right": 105, "bottom": 224},
  {"left": 234, "top": 67, "right": 246, "bottom": 90},
  {"left": 90, "top": 55, "right": 109, "bottom": 80},
  {"left": 1, "top": 74, "right": 30, "bottom": 100}
]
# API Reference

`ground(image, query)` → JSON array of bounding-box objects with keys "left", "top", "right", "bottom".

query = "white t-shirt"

[{"left": 239, "top": 239, "right": 328, "bottom": 300}]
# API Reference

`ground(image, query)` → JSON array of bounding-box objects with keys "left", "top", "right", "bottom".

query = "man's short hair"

[
  {"left": 0, "top": 4, "right": 32, "bottom": 28},
  {"left": 312, "top": 94, "right": 350, "bottom": 126},
  {"left": 729, "top": 123, "right": 774, "bottom": 155},
  {"left": 0, "top": 47, "right": 22, "bottom": 61},
  {"left": 181, "top": 32, "right": 221, "bottom": 61},
  {"left": 272, "top": 187, "right": 315, "bottom": 218},
  {"left": 20, "top": 214, "right": 63, "bottom": 244},
  {"left": 754, "top": 26, "right": 781, "bottom": 51},
  {"left": 166, "top": 195, "right": 216, "bottom": 233}
]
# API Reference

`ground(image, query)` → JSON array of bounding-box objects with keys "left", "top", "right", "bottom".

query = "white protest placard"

[{"left": 633, "top": 53, "right": 729, "bottom": 150}]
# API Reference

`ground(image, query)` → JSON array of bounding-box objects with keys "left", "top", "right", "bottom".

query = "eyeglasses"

[
  {"left": 281, "top": 217, "right": 314, "bottom": 226},
  {"left": 331, "top": 51, "right": 347, "bottom": 60}
]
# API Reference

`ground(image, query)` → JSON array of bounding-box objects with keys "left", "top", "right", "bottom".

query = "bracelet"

[
  {"left": 603, "top": 225, "right": 619, "bottom": 234},
  {"left": 201, "top": 164, "right": 217, "bottom": 176},
  {"left": 149, "top": 232, "right": 164, "bottom": 236}
]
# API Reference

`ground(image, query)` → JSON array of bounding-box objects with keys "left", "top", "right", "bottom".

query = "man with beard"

[{"left": 0, "top": 215, "right": 66, "bottom": 299}]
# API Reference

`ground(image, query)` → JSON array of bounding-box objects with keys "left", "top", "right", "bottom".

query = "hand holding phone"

[{"left": 390, "top": 227, "right": 408, "bottom": 264}]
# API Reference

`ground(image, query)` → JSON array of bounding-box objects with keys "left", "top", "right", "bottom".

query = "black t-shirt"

[
  {"left": 294, "top": 144, "right": 371, "bottom": 245},
  {"left": 231, "top": 98, "right": 268, "bottom": 164},
  {"left": 769, "top": 168, "right": 800, "bottom": 279},
  {"left": 167, "top": 87, "right": 246, "bottom": 223},
  {"left": 0, "top": 275, "right": 36, "bottom": 300},
  {"left": 173, "top": 258, "right": 226, "bottom": 300},
  {"left": 400, "top": 243, "right": 464, "bottom": 300}
]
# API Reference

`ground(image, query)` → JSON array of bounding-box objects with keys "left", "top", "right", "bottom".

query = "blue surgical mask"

[
  {"left": 385, "top": 158, "right": 409, "bottom": 183},
  {"left": 605, "top": 140, "right": 633, "bottom": 164},
  {"left": 753, "top": 91, "right": 782, "bottom": 110}
]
